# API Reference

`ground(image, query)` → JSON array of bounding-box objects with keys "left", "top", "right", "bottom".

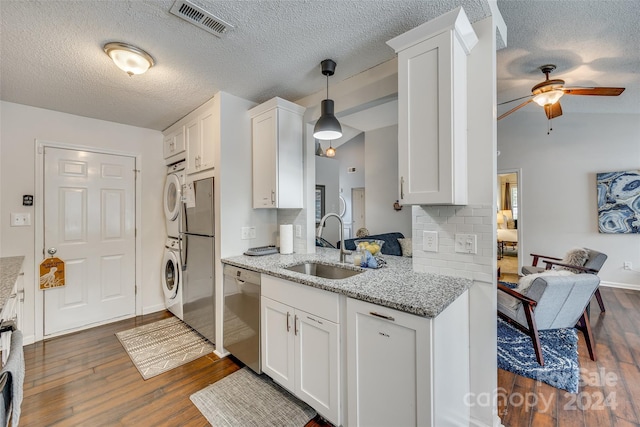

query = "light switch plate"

[
  {"left": 249, "top": 227, "right": 256, "bottom": 239},
  {"left": 455, "top": 233, "right": 477, "bottom": 254},
  {"left": 423, "top": 231, "right": 438, "bottom": 252},
  {"left": 241, "top": 227, "right": 250, "bottom": 240}
]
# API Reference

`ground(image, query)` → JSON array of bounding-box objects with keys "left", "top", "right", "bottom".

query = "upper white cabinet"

[
  {"left": 387, "top": 7, "right": 478, "bottom": 205},
  {"left": 261, "top": 275, "right": 341, "bottom": 426},
  {"left": 163, "top": 126, "right": 185, "bottom": 163},
  {"left": 249, "top": 97, "right": 305, "bottom": 209},
  {"left": 185, "top": 107, "right": 217, "bottom": 175}
]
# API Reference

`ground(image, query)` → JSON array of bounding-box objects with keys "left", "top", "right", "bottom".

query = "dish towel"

[{"left": 0, "top": 331, "right": 24, "bottom": 427}]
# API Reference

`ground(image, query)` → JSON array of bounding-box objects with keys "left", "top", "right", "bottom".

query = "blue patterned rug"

[{"left": 497, "top": 318, "right": 579, "bottom": 393}]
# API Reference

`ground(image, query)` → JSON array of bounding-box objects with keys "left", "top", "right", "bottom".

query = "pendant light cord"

[{"left": 326, "top": 74, "right": 329, "bottom": 100}]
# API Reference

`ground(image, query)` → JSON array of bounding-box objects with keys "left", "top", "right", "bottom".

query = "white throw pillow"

[{"left": 397, "top": 238, "right": 412, "bottom": 257}]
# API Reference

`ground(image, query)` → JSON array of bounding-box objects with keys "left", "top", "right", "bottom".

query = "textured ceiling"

[{"left": 0, "top": 1, "right": 637, "bottom": 132}]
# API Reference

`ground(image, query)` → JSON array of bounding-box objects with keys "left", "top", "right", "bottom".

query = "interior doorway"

[
  {"left": 351, "top": 187, "right": 365, "bottom": 236},
  {"left": 497, "top": 170, "right": 521, "bottom": 283}
]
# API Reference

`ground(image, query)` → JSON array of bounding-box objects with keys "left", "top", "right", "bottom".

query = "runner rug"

[
  {"left": 116, "top": 316, "right": 214, "bottom": 380},
  {"left": 191, "top": 367, "right": 317, "bottom": 426}
]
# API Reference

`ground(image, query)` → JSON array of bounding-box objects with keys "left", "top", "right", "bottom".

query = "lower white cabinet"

[
  {"left": 261, "top": 275, "right": 341, "bottom": 425},
  {"left": 347, "top": 297, "right": 432, "bottom": 426},
  {"left": 347, "top": 292, "right": 470, "bottom": 426}
]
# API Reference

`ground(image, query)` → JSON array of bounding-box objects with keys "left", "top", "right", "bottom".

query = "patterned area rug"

[
  {"left": 116, "top": 317, "right": 215, "bottom": 380},
  {"left": 191, "top": 367, "right": 316, "bottom": 427},
  {"left": 497, "top": 318, "right": 580, "bottom": 393}
]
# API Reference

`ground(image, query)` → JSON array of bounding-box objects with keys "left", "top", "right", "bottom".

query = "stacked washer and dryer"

[{"left": 162, "top": 160, "right": 185, "bottom": 319}]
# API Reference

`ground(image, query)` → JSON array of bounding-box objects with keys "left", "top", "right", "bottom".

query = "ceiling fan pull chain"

[{"left": 547, "top": 118, "right": 553, "bottom": 135}]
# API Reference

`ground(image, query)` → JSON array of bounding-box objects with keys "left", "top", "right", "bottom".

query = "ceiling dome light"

[
  {"left": 533, "top": 89, "right": 564, "bottom": 107},
  {"left": 103, "top": 42, "right": 154, "bottom": 76},
  {"left": 313, "top": 59, "right": 342, "bottom": 140}
]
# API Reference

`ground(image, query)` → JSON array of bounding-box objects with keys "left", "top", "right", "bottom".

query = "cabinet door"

[
  {"left": 185, "top": 118, "right": 200, "bottom": 175},
  {"left": 261, "top": 296, "right": 295, "bottom": 391},
  {"left": 398, "top": 30, "right": 467, "bottom": 205},
  {"left": 347, "top": 298, "right": 432, "bottom": 427},
  {"left": 252, "top": 110, "right": 277, "bottom": 208},
  {"left": 163, "top": 127, "right": 185, "bottom": 160},
  {"left": 199, "top": 110, "right": 216, "bottom": 171},
  {"left": 295, "top": 309, "right": 340, "bottom": 425}
]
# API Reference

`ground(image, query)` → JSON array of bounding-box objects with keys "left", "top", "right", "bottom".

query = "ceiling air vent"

[{"left": 170, "top": 0, "right": 233, "bottom": 37}]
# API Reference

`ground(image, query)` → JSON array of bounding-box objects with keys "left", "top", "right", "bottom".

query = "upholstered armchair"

[
  {"left": 522, "top": 248, "right": 608, "bottom": 312},
  {"left": 498, "top": 273, "right": 600, "bottom": 366}
]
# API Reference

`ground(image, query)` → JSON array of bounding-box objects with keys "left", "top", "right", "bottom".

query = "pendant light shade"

[
  {"left": 325, "top": 141, "right": 336, "bottom": 157},
  {"left": 313, "top": 59, "right": 342, "bottom": 140}
]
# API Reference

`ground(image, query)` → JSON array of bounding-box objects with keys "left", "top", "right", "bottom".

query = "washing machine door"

[
  {"left": 163, "top": 173, "right": 182, "bottom": 222},
  {"left": 162, "top": 249, "right": 180, "bottom": 300}
]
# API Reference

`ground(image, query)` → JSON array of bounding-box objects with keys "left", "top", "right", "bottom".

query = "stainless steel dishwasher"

[{"left": 223, "top": 265, "right": 261, "bottom": 373}]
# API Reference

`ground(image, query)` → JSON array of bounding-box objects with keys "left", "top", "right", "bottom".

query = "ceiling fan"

[{"left": 498, "top": 64, "right": 625, "bottom": 121}]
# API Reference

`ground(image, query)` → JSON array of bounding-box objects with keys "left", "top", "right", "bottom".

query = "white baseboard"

[
  {"left": 23, "top": 333, "right": 36, "bottom": 346},
  {"left": 142, "top": 303, "right": 167, "bottom": 315},
  {"left": 214, "top": 349, "right": 229, "bottom": 358},
  {"left": 601, "top": 281, "right": 640, "bottom": 291}
]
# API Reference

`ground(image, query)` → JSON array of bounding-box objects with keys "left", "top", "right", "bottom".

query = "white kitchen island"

[{"left": 223, "top": 248, "right": 472, "bottom": 426}]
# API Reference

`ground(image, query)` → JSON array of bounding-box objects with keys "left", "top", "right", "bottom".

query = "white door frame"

[
  {"left": 34, "top": 139, "right": 142, "bottom": 342},
  {"left": 497, "top": 168, "right": 523, "bottom": 274}
]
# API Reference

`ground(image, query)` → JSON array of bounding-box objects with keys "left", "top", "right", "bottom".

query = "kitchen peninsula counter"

[
  {"left": 222, "top": 248, "right": 471, "bottom": 318},
  {"left": 0, "top": 256, "right": 24, "bottom": 312}
]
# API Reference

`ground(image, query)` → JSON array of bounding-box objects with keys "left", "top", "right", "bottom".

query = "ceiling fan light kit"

[
  {"left": 103, "top": 42, "right": 154, "bottom": 76},
  {"left": 313, "top": 59, "right": 343, "bottom": 141},
  {"left": 498, "top": 64, "right": 625, "bottom": 123}
]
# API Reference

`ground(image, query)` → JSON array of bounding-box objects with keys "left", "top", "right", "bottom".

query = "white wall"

[
  {"left": 498, "top": 112, "right": 640, "bottom": 289},
  {"left": 0, "top": 101, "right": 165, "bottom": 344},
  {"left": 316, "top": 156, "right": 341, "bottom": 245},
  {"left": 365, "top": 125, "right": 412, "bottom": 237},
  {"left": 337, "top": 133, "right": 365, "bottom": 232}
]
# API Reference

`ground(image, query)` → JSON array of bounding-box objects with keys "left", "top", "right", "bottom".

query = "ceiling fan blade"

[
  {"left": 497, "top": 99, "right": 534, "bottom": 120},
  {"left": 544, "top": 102, "right": 563, "bottom": 119},
  {"left": 563, "top": 87, "right": 625, "bottom": 96},
  {"left": 498, "top": 94, "right": 533, "bottom": 106}
]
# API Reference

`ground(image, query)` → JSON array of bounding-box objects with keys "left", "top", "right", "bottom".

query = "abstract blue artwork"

[{"left": 597, "top": 170, "right": 640, "bottom": 234}]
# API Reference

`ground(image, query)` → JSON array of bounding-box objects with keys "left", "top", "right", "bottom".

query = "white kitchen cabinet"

[
  {"left": 250, "top": 97, "right": 305, "bottom": 208},
  {"left": 1, "top": 260, "right": 24, "bottom": 363},
  {"left": 387, "top": 7, "right": 477, "bottom": 205},
  {"left": 261, "top": 275, "right": 341, "bottom": 425},
  {"left": 186, "top": 108, "right": 217, "bottom": 175},
  {"left": 163, "top": 125, "right": 185, "bottom": 163},
  {"left": 347, "top": 291, "right": 470, "bottom": 426}
]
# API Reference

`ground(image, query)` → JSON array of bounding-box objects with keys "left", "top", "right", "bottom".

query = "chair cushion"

[{"left": 507, "top": 270, "right": 574, "bottom": 309}]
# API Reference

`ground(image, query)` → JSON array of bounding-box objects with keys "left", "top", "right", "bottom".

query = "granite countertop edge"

[
  {"left": 222, "top": 248, "right": 472, "bottom": 318},
  {"left": 0, "top": 256, "right": 25, "bottom": 313}
]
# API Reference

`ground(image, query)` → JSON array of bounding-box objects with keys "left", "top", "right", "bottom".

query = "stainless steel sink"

[{"left": 285, "top": 262, "right": 362, "bottom": 280}]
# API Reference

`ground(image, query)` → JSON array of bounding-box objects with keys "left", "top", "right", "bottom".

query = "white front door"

[
  {"left": 43, "top": 147, "right": 136, "bottom": 336},
  {"left": 352, "top": 187, "right": 366, "bottom": 234}
]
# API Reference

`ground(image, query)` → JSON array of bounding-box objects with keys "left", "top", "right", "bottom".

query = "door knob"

[{"left": 47, "top": 247, "right": 57, "bottom": 256}]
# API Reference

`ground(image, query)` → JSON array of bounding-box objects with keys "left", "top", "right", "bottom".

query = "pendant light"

[
  {"left": 104, "top": 42, "right": 154, "bottom": 76},
  {"left": 325, "top": 141, "right": 336, "bottom": 157},
  {"left": 313, "top": 59, "right": 342, "bottom": 140}
]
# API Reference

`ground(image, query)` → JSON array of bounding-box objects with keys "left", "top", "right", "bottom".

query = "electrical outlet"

[
  {"left": 624, "top": 261, "right": 632, "bottom": 270},
  {"left": 455, "top": 233, "right": 477, "bottom": 254},
  {"left": 241, "top": 227, "right": 250, "bottom": 240},
  {"left": 295, "top": 225, "right": 302, "bottom": 238},
  {"left": 10, "top": 213, "right": 31, "bottom": 227},
  {"left": 423, "top": 231, "right": 438, "bottom": 252},
  {"left": 249, "top": 227, "right": 256, "bottom": 239}
]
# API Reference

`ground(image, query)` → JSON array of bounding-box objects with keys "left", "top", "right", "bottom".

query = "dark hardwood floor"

[
  {"left": 499, "top": 286, "right": 640, "bottom": 427},
  {"left": 22, "top": 286, "right": 640, "bottom": 426}
]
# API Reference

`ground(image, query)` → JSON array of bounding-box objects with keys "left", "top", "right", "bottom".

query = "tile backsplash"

[
  {"left": 277, "top": 208, "right": 307, "bottom": 254},
  {"left": 412, "top": 204, "right": 495, "bottom": 284}
]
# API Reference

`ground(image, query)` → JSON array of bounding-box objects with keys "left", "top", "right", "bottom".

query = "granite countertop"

[
  {"left": 0, "top": 256, "right": 24, "bottom": 312},
  {"left": 222, "top": 248, "right": 472, "bottom": 318}
]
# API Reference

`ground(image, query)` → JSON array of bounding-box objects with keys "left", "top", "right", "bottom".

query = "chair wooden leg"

[
  {"left": 594, "top": 288, "right": 606, "bottom": 313},
  {"left": 576, "top": 309, "right": 597, "bottom": 362},
  {"left": 522, "top": 303, "right": 544, "bottom": 366}
]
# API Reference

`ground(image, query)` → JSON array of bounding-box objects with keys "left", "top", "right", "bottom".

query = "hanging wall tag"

[{"left": 40, "top": 257, "right": 65, "bottom": 289}]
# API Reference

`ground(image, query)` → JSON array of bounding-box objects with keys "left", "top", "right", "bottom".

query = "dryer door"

[
  {"left": 162, "top": 249, "right": 180, "bottom": 300},
  {"left": 163, "top": 173, "right": 182, "bottom": 222}
]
